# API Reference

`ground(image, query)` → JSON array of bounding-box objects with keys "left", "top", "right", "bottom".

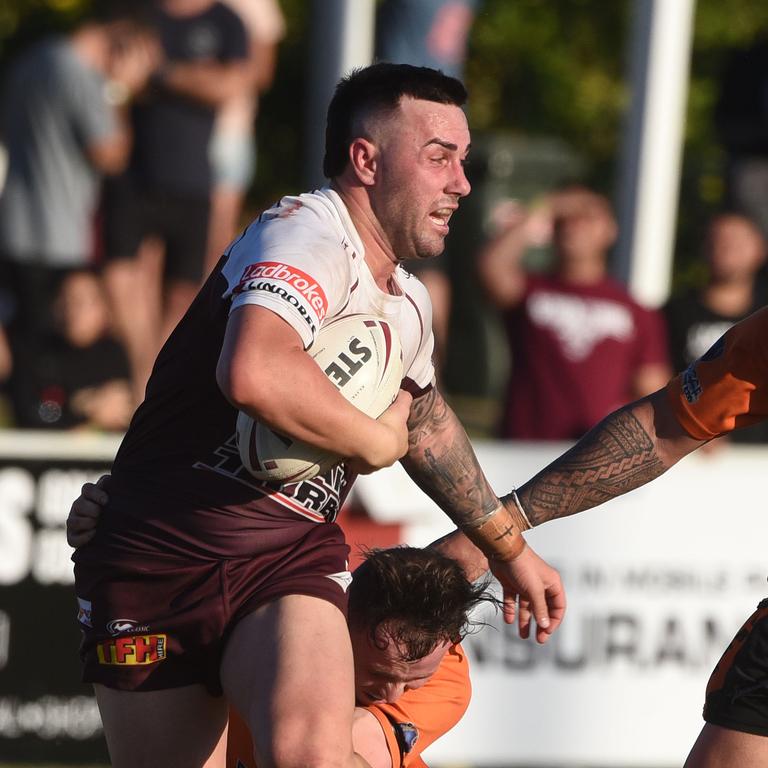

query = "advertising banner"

[
  {"left": 0, "top": 433, "right": 765, "bottom": 766},
  {"left": 355, "top": 441, "right": 768, "bottom": 767},
  {"left": 0, "top": 432, "right": 118, "bottom": 763}
]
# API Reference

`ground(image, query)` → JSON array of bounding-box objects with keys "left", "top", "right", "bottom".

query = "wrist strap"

[
  {"left": 462, "top": 504, "right": 526, "bottom": 562},
  {"left": 507, "top": 488, "right": 533, "bottom": 531}
]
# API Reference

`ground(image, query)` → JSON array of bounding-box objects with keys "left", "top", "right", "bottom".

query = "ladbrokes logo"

[
  {"left": 236, "top": 262, "right": 328, "bottom": 322},
  {"left": 97, "top": 634, "right": 167, "bottom": 666}
]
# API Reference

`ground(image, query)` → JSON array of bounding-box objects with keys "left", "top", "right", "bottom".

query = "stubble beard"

[
  {"left": 383, "top": 208, "right": 444, "bottom": 263},
  {"left": 400, "top": 221, "right": 446, "bottom": 263},
  {"left": 379, "top": 188, "right": 446, "bottom": 262}
]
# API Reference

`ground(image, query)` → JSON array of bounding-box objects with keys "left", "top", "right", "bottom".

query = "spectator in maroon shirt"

[{"left": 478, "top": 185, "right": 671, "bottom": 440}]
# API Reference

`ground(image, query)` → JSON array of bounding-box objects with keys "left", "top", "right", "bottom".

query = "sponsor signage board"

[
  {"left": 0, "top": 431, "right": 117, "bottom": 763},
  {"left": 3, "top": 432, "right": 766, "bottom": 766},
  {"left": 355, "top": 441, "right": 768, "bottom": 767}
]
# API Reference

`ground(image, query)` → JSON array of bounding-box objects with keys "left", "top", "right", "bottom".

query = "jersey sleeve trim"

[
  {"left": 365, "top": 707, "right": 401, "bottom": 768},
  {"left": 401, "top": 377, "right": 434, "bottom": 399},
  {"left": 666, "top": 377, "right": 714, "bottom": 441},
  {"left": 230, "top": 292, "right": 315, "bottom": 348}
]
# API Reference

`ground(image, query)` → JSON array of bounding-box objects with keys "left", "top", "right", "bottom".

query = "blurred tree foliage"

[
  {"left": 464, "top": 1, "right": 768, "bottom": 182},
  {"left": 248, "top": 0, "right": 308, "bottom": 209},
  {"left": 465, "top": 0, "right": 629, "bottom": 187},
  {"left": 678, "top": 0, "right": 768, "bottom": 285},
  {"left": 4, "top": 0, "right": 768, "bottom": 283},
  {"left": 461, "top": 0, "right": 768, "bottom": 287},
  {"left": 0, "top": 0, "right": 92, "bottom": 63}
]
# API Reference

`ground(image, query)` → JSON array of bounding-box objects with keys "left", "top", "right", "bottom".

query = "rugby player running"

[{"left": 71, "top": 63, "right": 564, "bottom": 768}]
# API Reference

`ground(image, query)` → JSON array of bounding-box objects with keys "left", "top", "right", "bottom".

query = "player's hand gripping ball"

[{"left": 236, "top": 314, "right": 403, "bottom": 483}]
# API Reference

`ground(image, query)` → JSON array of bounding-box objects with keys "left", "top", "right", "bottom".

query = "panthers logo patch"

[
  {"left": 394, "top": 721, "right": 419, "bottom": 754},
  {"left": 681, "top": 365, "right": 702, "bottom": 403}
]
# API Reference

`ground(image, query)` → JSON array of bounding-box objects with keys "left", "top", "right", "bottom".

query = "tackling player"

[
  {"left": 71, "top": 63, "right": 564, "bottom": 768},
  {"left": 488, "top": 306, "right": 768, "bottom": 767},
  {"left": 228, "top": 545, "right": 490, "bottom": 768}
]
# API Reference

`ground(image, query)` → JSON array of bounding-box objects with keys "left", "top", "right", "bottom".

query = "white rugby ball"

[{"left": 236, "top": 314, "right": 403, "bottom": 483}]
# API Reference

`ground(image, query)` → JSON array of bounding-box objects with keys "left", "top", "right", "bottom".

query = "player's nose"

[{"left": 449, "top": 160, "right": 471, "bottom": 198}]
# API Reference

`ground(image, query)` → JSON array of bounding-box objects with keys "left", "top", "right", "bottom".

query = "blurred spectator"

[
  {"left": 478, "top": 186, "right": 671, "bottom": 441},
  {"left": 101, "top": 0, "right": 249, "bottom": 396},
  {"left": 0, "top": 327, "right": 10, "bottom": 385},
  {"left": 665, "top": 213, "right": 766, "bottom": 369},
  {"left": 206, "top": 0, "right": 285, "bottom": 272},
  {"left": 376, "top": 0, "right": 478, "bottom": 79},
  {"left": 0, "top": 144, "right": 7, "bottom": 193},
  {"left": 715, "top": 34, "right": 768, "bottom": 239},
  {"left": 10, "top": 270, "right": 133, "bottom": 431},
  {"left": 664, "top": 212, "right": 768, "bottom": 443},
  {"left": 0, "top": 7, "right": 159, "bottom": 353},
  {"left": 0, "top": 320, "right": 13, "bottom": 427},
  {"left": 375, "top": 0, "right": 479, "bottom": 373}
]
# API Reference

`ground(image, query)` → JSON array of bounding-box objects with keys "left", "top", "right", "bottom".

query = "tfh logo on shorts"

[
  {"left": 97, "top": 634, "right": 167, "bottom": 665},
  {"left": 236, "top": 262, "right": 328, "bottom": 323}
]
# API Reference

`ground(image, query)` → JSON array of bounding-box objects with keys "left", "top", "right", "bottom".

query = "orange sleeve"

[
  {"left": 363, "top": 643, "right": 471, "bottom": 768},
  {"left": 666, "top": 307, "right": 768, "bottom": 440}
]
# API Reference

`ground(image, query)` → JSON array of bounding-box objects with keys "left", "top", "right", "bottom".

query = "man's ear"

[{"left": 349, "top": 137, "right": 378, "bottom": 186}]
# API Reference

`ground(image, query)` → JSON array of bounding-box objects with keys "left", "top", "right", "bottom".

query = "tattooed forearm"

[
  {"left": 401, "top": 388, "right": 499, "bottom": 527},
  {"left": 511, "top": 403, "right": 668, "bottom": 526}
]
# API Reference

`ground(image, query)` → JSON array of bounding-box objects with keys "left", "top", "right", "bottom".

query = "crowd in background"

[
  {"left": 0, "top": 0, "right": 284, "bottom": 430},
  {"left": 0, "top": 0, "right": 765, "bottom": 444}
]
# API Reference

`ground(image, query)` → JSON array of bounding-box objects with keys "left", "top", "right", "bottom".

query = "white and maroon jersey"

[
  {"left": 105, "top": 189, "right": 434, "bottom": 559},
  {"left": 222, "top": 188, "right": 435, "bottom": 391}
]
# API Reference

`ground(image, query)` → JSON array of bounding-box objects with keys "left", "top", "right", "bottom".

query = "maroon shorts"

[
  {"left": 703, "top": 598, "right": 768, "bottom": 737},
  {"left": 74, "top": 522, "right": 350, "bottom": 695}
]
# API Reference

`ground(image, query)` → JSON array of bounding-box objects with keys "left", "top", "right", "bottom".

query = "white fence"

[{"left": 355, "top": 440, "right": 767, "bottom": 767}]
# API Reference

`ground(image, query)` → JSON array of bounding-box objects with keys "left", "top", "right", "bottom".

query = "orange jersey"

[
  {"left": 226, "top": 643, "right": 471, "bottom": 768},
  {"left": 666, "top": 306, "right": 768, "bottom": 440}
]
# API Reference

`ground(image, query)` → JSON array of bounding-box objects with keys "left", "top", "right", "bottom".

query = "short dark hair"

[
  {"left": 348, "top": 546, "right": 495, "bottom": 661},
  {"left": 323, "top": 62, "right": 468, "bottom": 179}
]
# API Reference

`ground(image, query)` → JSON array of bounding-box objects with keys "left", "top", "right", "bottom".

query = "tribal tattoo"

[
  {"left": 512, "top": 404, "right": 668, "bottom": 526},
  {"left": 401, "top": 388, "right": 499, "bottom": 527}
]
